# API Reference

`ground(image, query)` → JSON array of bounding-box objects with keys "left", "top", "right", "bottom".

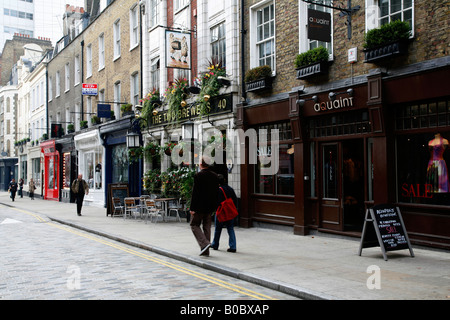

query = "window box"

[
  {"left": 363, "top": 39, "right": 409, "bottom": 63},
  {"left": 245, "top": 76, "right": 274, "bottom": 93},
  {"left": 296, "top": 61, "right": 329, "bottom": 80}
]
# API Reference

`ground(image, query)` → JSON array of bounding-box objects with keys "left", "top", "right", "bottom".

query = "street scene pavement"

[{"left": 1, "top": 192, "right": 449, "bottom": 300}]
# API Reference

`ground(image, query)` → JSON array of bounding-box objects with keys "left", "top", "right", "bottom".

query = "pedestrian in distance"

[
  {"left": 189, "top": 156, "right": 219, "bottom": 256},
  {"left": 211, "top": 174, "right": 238, "bottom": 253},
  {"left": 18, "top": 178, "right": 24, "bottom": 198},
  {"left": 71, "top": 174, "right": 89, "bottom": 216},
  {"left": 8, "top": 178, "right": 18, "bottom": 202},
  {"left": 28, "top": 178, "right": 36, "bottom": 200}
]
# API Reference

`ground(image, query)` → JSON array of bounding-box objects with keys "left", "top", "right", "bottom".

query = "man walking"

[
  {"left": 71, "top": 174, "right": 89, "bottom": 216},
  {"left": 189, "top": 156, "right": 219, "bottom": 256},
  {"left": 8, "top": 178, "right": 18, "bottom": 202}
]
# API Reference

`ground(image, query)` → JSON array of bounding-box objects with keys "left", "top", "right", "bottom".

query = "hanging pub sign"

[
  {"left": 165, "top": 30, "right": 191, "bottom": 70},
  {"left": 97, "top": 103, "right": 111, "bottom": 118},
  {"left": 358, "top": 204, "right": 415, "bottom": 261},
  {"left": 308, "top": 8, "right": 331, "bottom": 43}
]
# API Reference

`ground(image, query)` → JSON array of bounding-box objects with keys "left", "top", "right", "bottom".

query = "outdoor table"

[{"left": 154, "top": 198, "right": 176, "bottom": 221}]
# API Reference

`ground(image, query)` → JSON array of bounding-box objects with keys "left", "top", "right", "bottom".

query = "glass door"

[{"left": 320, "top": 143, "right": 342, "bottom": 230}]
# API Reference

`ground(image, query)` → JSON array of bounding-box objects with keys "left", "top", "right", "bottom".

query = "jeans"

[{"left": 211, "top": 217, "right": 236, "bottom": 250}]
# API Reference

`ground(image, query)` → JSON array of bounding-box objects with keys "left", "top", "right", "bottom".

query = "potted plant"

[
  {"left": 67, "top": 124, "right": 75, "bottom": 133},
  {"left": 121, "top": 103, "right": 134, "bottom": 116},
  {"left": 295, "top": 46, "right": 330, "bottom": 79},
  {"left": 244, "top": 65, "right": 274, "bottom": 92},
  {"left": 164, "top": 78, "right": 189, "bottom": 123},
  {"left": 80, "top": 120, "right": 88, "bottom": 129},
  {"left": 128, "top": 146, "right": 143, "bottom": 163},
  {"left": 91, "top": 116, "right": 101, "bottom": 125},
  {"left": 196, "top": 59, "right": 227, "bottom": 115},
  {"left": 143, "top": 141, "right": 161, "bottom": 161},
  {"left": 363, "top": 20, "right": 411, "bottom": 63},
  {"left": 161, "top": 142, "right": 177, "bottom": 156},
  {"left": 110, "top": 110, "right": 115, "bottom": 120}
]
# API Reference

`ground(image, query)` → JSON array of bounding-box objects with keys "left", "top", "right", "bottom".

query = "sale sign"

[{"left": 82, "top": 83, "right": 98, "bottom": 95}]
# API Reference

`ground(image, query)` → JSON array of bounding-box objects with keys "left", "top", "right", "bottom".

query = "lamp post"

[{"left": 182, "top": 119, "right": 194, "bottom": 168}]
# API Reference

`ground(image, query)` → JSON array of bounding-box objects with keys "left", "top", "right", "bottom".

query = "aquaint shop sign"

[{"left": 150, "top": 94, "right": 232, "bottom": 126}]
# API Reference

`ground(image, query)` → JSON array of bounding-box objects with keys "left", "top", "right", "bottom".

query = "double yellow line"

[{"left": 6, "top": 205, "right": 277, "bottom": 300}]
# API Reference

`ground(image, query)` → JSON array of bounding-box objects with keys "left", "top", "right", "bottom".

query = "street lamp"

[{"left": 126, "top": 131, "right": 140, "bottom": 149}]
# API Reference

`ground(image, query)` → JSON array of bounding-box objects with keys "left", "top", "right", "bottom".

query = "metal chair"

[
  {"left": 144, "top": 199, "right": 161, "bottom": 223},
  {"left": 124, "top": 197, "right": 140, "bottom": 219},
  {"left": 167, "top": 198, "right": 183, "bottom": 222},
  {"left": 111, "top": 197, "right": 124, "bottom": 217}
]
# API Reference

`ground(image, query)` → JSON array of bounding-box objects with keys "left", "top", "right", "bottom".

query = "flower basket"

[{"left": 162, "top": 142, "right": 177, "bottom": 156}]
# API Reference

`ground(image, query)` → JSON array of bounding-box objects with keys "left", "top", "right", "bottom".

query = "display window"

[
  {"left": 112, "top": 144, "right": 129, "bottom": 183},
  {"left": 253, "top": 122, "right": 294, "bottom": 196},
  {"left": 397, "top": 132, "right": 450, "bottom": 205},
  {"left": 84, "top": 150, "right": 103, "bottom": 190}
]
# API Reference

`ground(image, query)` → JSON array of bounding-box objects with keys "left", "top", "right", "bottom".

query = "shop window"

[
  {"left": 62, "top": 152, "right": 71, "bottom": 189},
  {"left": 112, "top": 144, "right": 129, "bottom": 183},
  {"left": 397, "top": 132, "right": 450, "bottom": 205},
  {"left": 253, "top": 122, "right": 294, "bottom": 196},
  {"left": 84, "top": 150, "right": 103, "bottom": 190},
  {"left": 307, "top": 111, "right": 371, "bottom": 138}
]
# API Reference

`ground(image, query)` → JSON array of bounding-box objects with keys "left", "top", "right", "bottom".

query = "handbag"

[{"left": 216, "top": 187, "right": 238, "bottom": 223}]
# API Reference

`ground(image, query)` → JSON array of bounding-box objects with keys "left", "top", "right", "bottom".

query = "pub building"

[{"left": 236, "top": 56, "right": 450, "bottom": 249}]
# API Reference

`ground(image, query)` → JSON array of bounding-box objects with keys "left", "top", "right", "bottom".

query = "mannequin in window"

[{"left": 426, "top": 133, "right": 449, "bottom": 193}]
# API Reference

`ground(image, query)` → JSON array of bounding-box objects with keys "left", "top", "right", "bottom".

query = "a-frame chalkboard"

[
  {"left": 358, "top": 204, "right": 414, "bottom": 261},
  {"left": 106, "top": 183, "right": 129, "bottom": 216}
]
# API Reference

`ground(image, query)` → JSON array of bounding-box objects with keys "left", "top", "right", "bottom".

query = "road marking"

[
  {"left": 1, "top": 218, "right": 23, "bottom": 224},
  {"left": 4, "top": 204, "right": 278, "bottom": 300}
]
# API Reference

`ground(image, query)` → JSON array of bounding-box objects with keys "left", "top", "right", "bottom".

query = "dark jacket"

[
  {"left": 218, "top": 184, "right": 238, "bottom": 209},
  {"left": 71, "top": 179, "right": 89, "bottom": 195},
  {"left": 8, "top": 181, "right": 18, "bottom": 192},
  {"left": 190, "top": 168, "right": 219, "bottom": 214}
]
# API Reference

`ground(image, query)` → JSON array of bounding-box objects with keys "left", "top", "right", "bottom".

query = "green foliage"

[
  {"left": 244, "top": 65, "right": 272, "bottom": 82},
  {"left": 164, "top": 78, "right": 189, "bottom": 123},
  {"left": 196, "top": 59, "right": 227, "bottom": 115},
  {"left": 294, "top": 46, "right": 329, "bottom": 68},
  {"left": 364, "top": 20, "right": 411, "bottom": 49}
]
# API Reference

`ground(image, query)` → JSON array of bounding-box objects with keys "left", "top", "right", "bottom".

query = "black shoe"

[
  {"left": 200, "top": 244, "right": 211, "bottom": 256},
  {"left": 77, "top": 213, "right": 82, "bottom": 216},
  {"left": 227, "top": 248, "right": 236, "bottom": 253}
]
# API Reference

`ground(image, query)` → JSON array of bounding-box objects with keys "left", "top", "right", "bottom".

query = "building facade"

[{"left": 237, "top": 0, "right": 450, "bottom": 249}]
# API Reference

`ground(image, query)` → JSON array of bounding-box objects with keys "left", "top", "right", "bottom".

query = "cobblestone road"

[{"left": 0, "top": 205, "right": 298, "bottom": 301}]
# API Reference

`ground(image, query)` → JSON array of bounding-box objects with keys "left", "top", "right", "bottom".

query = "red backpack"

[{"left": 216, "top": 187, "right": 238, "bottom": 222}]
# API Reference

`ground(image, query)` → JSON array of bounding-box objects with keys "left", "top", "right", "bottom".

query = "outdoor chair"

[
  {"left": 111, "top": 197, "right": 124, "bottom": 217},
  {"left": 144, "top": 199, "right": 161, "bottom": 223},
  {"left": 124, "top": 197, "right": 140, "bottom": 219},
  {"left": 167, "top": 198, "right": 183, "bottom": 222}
]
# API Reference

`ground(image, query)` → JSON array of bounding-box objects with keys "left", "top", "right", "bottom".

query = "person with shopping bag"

[{"left": 211, "top": 174, "right": 238, "bottom": 252}]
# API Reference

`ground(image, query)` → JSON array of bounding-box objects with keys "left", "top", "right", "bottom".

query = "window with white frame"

[
  {"left": 65, "top": 63, "right": 70, "bottom": 92},
  {"left": 366, "top": 0, "right": 414, "bottom": 34},
  {"left": 114, "top": 20, "right": 121, "bottom": 59},
  {"left": 48, "top": 76, "right": 53, "bottom": 101},
  {"left": 98, "top": 34, "right": 105, "bottom": 70},
  {"left": 131, "top": 72, "right": 139, "bottom": 106},
  {"left": 87, "top": 97, "right": 92, "bottom": 126},
  {"left": 211, "top": 22, "right": 226, "bottom": 67},
  {"left": 130, "top": 6, "right": 139, "bottom": 48},
  {"left": 149, "top": 0, "right": 159, "bottom": 28},
  {"left": 114, "top": 81, "right": 121, "bottom": 118},
  {"left": 86, "top": 44, "right": 92, "bottom": 77},
  {"left": 151, "top": 58, "right": 160, "bottom": 91},
  {"left": 175, "top": 0, "right": 189, "bottom": 12},
  {"left": 250, "top": 2, "right": 276, "bottom": 72},
  {"left": 299, "top": 0, "right": 333, "bottom": 57},
  {"left": 74, "top": 55, "right": 80, "bottom": 85},
  {"left": 55, "top": 71, "right": 60, "bottom": 97}
]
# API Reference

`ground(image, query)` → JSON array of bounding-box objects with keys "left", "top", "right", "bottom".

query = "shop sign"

[
  {"left": 150, "top": 94, "right": 232, "bottom": 126},
  {"left": 313, "top": 96, "right": 354, "bottom": 113},
  {"left": 401, "top": 183, "right": 433, "bottom": 199},
  {"left": 308, "top": 9, "right": 331, "bottom": 43}
]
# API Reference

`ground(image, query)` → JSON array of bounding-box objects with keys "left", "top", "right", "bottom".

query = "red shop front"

[{"left": 41, "top": 140, "right": 60, "bottom": 201}]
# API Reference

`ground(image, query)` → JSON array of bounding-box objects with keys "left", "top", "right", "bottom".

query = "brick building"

[{"left": 237, "top": 0, "right": 450, "bottom": 249}]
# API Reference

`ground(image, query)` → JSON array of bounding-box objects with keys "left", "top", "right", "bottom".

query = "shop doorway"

[{"left": 319, "top": 139, "right": 365, "bottom": 231}]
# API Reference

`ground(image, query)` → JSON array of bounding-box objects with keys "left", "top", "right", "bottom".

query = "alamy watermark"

[
  {"left": 66, "top": 265, "right": 81, "bottom": 290},
  {"left": 170, "top": 127, "right": 280, "bottom": 175},
  {"left": 366, "top": 265, "right": 381, "bottom": 290}
]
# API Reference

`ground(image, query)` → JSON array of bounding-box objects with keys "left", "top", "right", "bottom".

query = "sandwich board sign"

[{"left": 358, "top": 204, "right": 414, "bottom": 261}]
